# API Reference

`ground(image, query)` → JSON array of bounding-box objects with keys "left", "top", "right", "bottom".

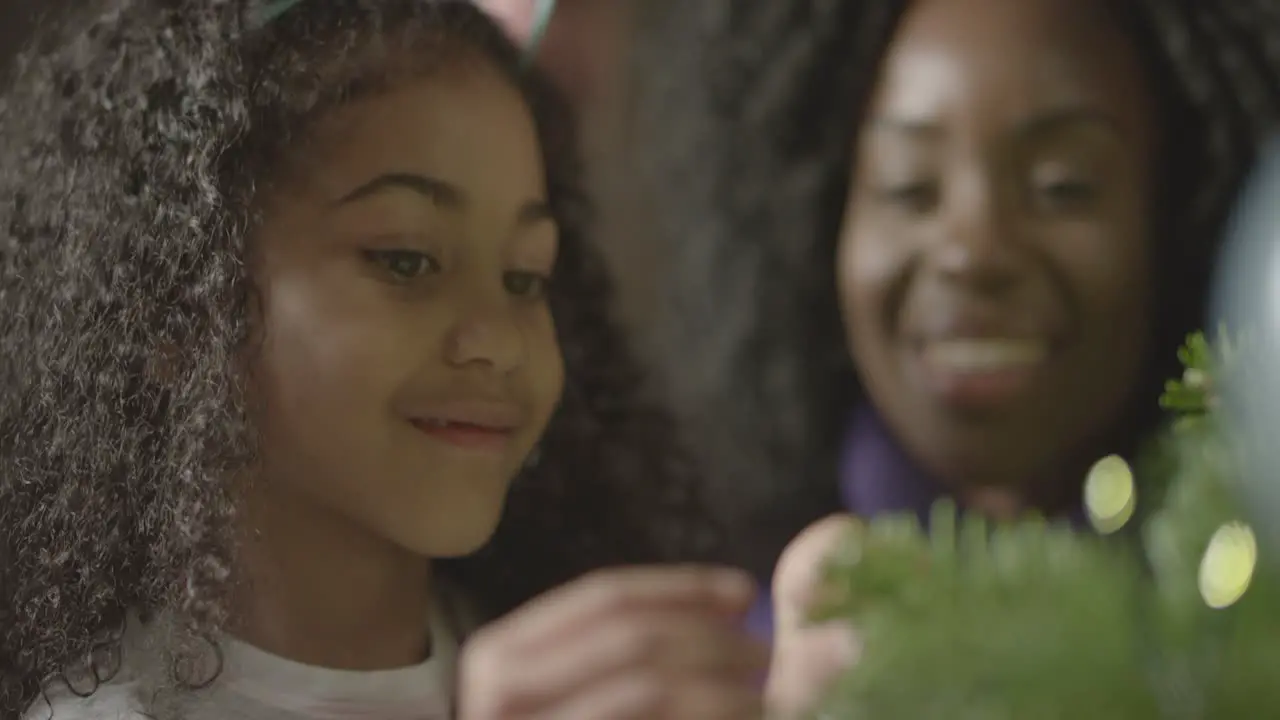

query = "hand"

[
  {"left": 458, "top": 566, "right": 769, "bottom": 719},
  {"left": 766, "top": 515, "right": 862, "bottom": 719}
]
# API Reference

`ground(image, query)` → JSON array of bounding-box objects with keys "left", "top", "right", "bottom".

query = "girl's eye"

[
  {"left": 362, "top": 249, "right": 441, "bottom": 282},
  {"left": 1036, "top": 179, "right": 1098, "bottom": 211},
  {"left": 503, "top": 270, "right": 551, "bottom": 299}
]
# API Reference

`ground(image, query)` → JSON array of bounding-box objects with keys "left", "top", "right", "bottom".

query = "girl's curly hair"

[
  {"left": 0, "top": 0, "right": 722, "bottom": 715},
  {"left": 634, "top": 0, "right": 1280, "bottom": 580}
]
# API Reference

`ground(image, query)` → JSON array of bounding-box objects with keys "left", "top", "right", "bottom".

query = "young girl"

[
  {"left": 0, "top": 1, "right": 839, "bottom": 717},
  {"left": 636, "top": 0, "right": 1280, "bottom": 634}
]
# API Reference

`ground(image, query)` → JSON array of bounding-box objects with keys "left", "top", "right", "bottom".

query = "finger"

[
  {"left": 766, "top": 621, "right": 860, "bottom": 719},
  {"left": 536, "top": 673, "right": 766, "bottom": 720},
  {"left": 462, "top": 611, "right": 768, "bottom": 715},
  {"left": 772, "top": 514, "right": 860, "bottom": 637},
  {"left": 480, "top": 566, "right": 755, "bottom": 651}
]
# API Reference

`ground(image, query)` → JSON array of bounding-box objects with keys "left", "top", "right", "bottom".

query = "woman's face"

[
  {"left": 249, "top": 58, "right": 564, "bottom": 558},
  {"left": 838, "top": 0, "right": 1157, "bottom": 508}
]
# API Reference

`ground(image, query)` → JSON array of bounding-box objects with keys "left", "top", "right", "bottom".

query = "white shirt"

[{"left": 25, "top": 597, "right": 462, "bottom": 720}]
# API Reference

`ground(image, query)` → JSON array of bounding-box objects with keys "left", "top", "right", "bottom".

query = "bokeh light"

[
  {"left": 1085, "top": 454, "right": 1137, "bottom": 535},
  {"left": 1199, "top": 521, "right": 1257, "bottom": 609}
]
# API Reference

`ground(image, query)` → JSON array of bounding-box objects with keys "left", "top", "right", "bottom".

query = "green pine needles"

[{"left": 811, "top": 331, "right": 1276, "bottom": 719}]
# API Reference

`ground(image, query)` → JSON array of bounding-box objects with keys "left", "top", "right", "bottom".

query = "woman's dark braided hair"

[
  {"left": 0, "top": 0, "right": 721, "bottom": 715},
  {"left": 635, "top": 0, "right": 1280, "bottom": 581}
]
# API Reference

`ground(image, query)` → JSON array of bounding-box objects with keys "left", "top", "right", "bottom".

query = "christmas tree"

[{"left": 810, "top": 330, "right": 1278, "bottom": 719}]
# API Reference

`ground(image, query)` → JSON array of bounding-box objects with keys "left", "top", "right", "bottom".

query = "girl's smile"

[{"left": 407, "top": 398, "right": 525, "bottom": 452}]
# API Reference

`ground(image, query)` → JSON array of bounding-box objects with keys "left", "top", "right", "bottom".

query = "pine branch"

[{"left": 810, "top": 329, "right": 1276, "bottom": 719}]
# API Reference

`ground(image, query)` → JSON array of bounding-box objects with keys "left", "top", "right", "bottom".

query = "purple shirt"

[{"left": 746, "top": 405, "right": 1085, "bottom": 639}]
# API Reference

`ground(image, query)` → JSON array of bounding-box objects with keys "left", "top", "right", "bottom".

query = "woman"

[{"left": 637, "top": 0, "right": 1280, "bottom": 634}]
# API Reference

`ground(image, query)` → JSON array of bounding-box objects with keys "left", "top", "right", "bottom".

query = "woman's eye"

[
  {"left": 503, "top": 270, "right": 551, "bottom": 299},
  {"left": 880, "top": 181, "right": 941, "bottom": 214},
  {"left": 362, "top": 249, "right": 440, "bottom": 282}
]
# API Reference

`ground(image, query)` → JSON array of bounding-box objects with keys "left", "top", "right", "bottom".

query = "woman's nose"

[{"left": 931, "top": 179, "right": 1022, "bottom": 295}]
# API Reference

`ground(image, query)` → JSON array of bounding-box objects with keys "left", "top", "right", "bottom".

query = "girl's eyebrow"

[
  {"left": 334, "top": 171, "right": 554, "bottom": 226},
  {"left": 333, "top": 172, "right": 463, "bottom": 207}
]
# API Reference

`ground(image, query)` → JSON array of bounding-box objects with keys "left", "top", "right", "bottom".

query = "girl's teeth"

[{"left": 924, "top": 340, "right": 1048, "bottom": 371}]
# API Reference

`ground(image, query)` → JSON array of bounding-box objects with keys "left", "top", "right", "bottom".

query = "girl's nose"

[{"left": 444, "top": 305, "right": 527, "bottom": 375}]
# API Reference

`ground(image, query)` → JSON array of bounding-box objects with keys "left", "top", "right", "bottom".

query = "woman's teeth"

[{"left": 923, "top": 339, "right": 1048, "bottom": 372}]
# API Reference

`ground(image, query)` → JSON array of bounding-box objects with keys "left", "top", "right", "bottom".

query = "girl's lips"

[
  {"left": 411, "top": 418, "right": 515, "bottom": 451},
  {"left": 407, "top": 399, "right": 525, "bottom": 451}
]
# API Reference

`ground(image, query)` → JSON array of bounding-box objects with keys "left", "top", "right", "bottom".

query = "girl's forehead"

[{"left": 266, "top": 68, "right": 544, "bottom": 209}]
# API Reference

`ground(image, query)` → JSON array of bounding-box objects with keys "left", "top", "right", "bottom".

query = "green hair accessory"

[
  {"left": 248, "top": 0, "right": 304, "bottom": 28},
  {"left": 521, "top": 0, "right": 557, "bottom": 69}
]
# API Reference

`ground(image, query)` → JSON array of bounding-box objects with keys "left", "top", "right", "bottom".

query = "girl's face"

[
  {"left": 249, "top": 59, "right": 564, "bottom": 558},
  {"left": 838, "top": 0, "right": 1157, "bottom": 507}
]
